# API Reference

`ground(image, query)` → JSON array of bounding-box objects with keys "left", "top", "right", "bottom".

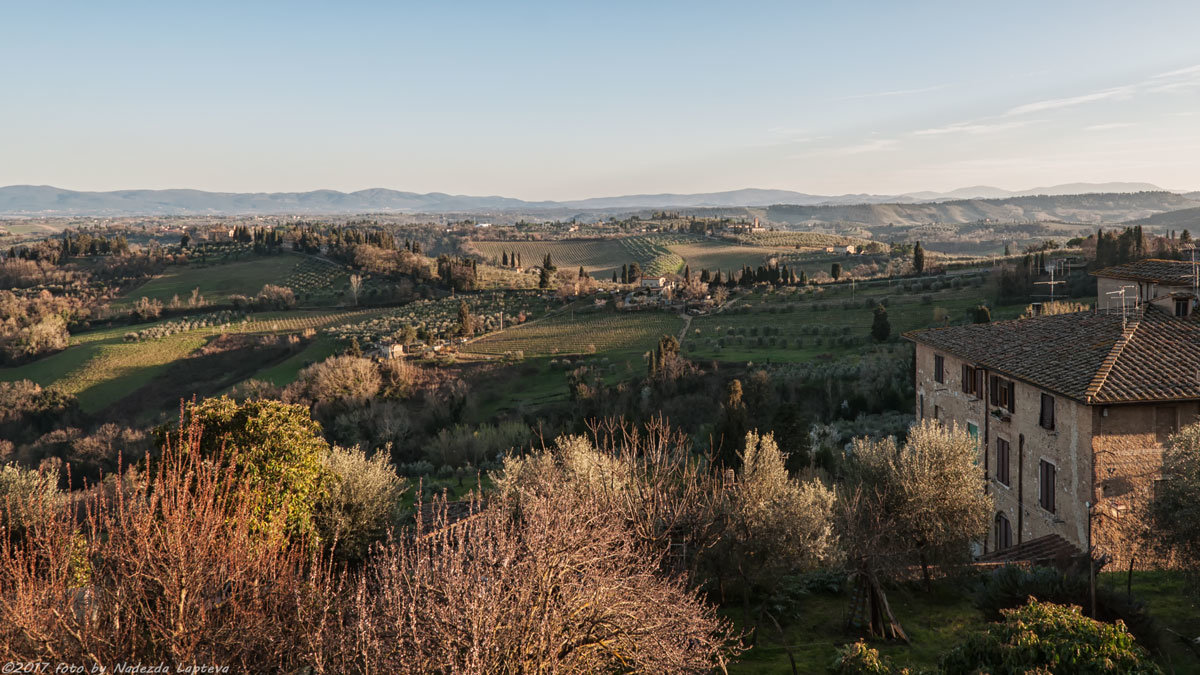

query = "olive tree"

[
  {"left": 1151, "top": 421, "right": 1200, "bottom": 590},
  {"left": 839, "top": 420, "right": 990, "bottom": 638}
]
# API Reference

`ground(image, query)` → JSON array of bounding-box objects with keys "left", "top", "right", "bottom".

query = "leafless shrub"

[{"left": 356, "top": 488, "right": 739, "bottom": 673}]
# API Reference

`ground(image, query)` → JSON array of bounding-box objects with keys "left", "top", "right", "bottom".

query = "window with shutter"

[
  {"left": 1039, "top": 393, "right": 1055, "bottom": 430},
  {"left": 995, "top": 512, "right": 1012, "bottom": 551},
  {"left": 934, "top": 355, "right": 945, "bottom": 383},
  {"left": 1039, "top": 460, "right": 1056, "bottom": 513},
  {"left": 1006, "top": 381, "right": 1016, "bottom": 413},
  {"left": 961, "top": 364, "right": 970, "bottom": 393},
  {"left": 996, "top": 438, "right": 1010, "bottom": 486}
]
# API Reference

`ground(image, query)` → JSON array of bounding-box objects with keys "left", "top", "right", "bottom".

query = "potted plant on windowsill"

[{"left": 991, "top": 407, "right": 1012, "bottom": 422}]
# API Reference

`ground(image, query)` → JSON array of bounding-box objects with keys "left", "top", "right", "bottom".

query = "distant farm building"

[{"left": 373, "top": 343, "right": 405, "bottom": 359}]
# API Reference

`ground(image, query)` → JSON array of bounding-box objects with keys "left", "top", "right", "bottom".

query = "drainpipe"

[
  {"left": 982, "top": 368, "right": 990, "bottom": 555},
  {"left": 1017, "top": 434, "right": 1025, "bottom": 546}
]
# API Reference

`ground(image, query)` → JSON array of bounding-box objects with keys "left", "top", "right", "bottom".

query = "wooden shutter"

[
  {"left": 1040, "top": 394, "right": 1055, "bottom": 430},
  {"left": 962, "top": 364, "right": 970, "bottom": 393},
  {"left": 996, "top": 439, "right": 1010, "bottom": 486},
  {"left": 1006, "top": 381, "right": 1016, "bottom": 412},
  {"left": 1039, "top": 461, "right": 1056, "bottom": 513}
]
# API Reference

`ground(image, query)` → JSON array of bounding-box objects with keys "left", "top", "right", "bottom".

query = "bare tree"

[{"left": 348, "top": 273, "right": 362, "bottom": 306}]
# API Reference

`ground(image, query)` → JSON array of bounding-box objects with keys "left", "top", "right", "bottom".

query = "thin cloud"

[
  {"left": 1152, "top": 64, "right": 1200, "bottom": 79},
  {"left": 1084, "top": 122, "right": 1138, "bottom": 131},
  {"left": 913, "top": 120, "right": 1035, "bottom": 136},
  {"left": 824, "top": 138, "right": 899, "bottom": 155},
  {"left": 832, "top": 84, "right": 949, "bottom": 101},
  {"left": 1004, "top": 86, "right": 1136, "bottom": 116}
]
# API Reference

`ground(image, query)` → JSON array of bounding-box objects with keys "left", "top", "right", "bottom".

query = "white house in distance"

[
  {"left": 640, "top": 276, "right": 673, "bottom": 291},
  {"left": 373, "top": 342, "right": 405, "bottom": 359}
]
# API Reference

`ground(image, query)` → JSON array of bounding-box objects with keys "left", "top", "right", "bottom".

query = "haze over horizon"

[{"left": 4, "top": 1, "right": 1200, "bottom": 199}]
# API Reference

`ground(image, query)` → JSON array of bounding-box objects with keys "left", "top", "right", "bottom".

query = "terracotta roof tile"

[
  {"left": 1094, "top": 259, "right": 1197, "bottom": 285},
  {"left": 905, "top": 306, "right": 1200, "bottom": 404}
]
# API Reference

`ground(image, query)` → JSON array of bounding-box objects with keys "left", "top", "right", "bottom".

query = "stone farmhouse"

[{"left": 906, "top": 258, "right": 1200, "bottom": 567}]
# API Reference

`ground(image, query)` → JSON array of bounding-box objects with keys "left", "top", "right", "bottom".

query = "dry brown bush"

[{"left": 0, "top": 417, "right": 737, "bottom": 673}]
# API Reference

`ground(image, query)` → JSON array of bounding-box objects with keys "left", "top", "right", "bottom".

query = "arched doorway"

[{"left": 995, "top": 512, "right": 1012, "bottom": 551}]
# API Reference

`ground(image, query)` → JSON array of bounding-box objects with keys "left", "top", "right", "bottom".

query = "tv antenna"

[
  {"left": 1034, "top": 259, "right": 1066, "bottom": 302},
  {"left": 1105, "top": 284, "right": 1138, "bottom": 328}
]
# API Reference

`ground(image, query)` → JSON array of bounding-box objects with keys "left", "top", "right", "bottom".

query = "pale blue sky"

[{"left": 3, "top": 1, "right": 1199, "bottom": 198}]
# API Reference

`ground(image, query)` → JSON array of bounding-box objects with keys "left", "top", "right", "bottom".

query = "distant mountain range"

[
  {"left": 0, "top": 182, "right": 1184, "bottom": 217},
  {"left": 768, "top": 192, "right": 1200, "bottom": 228}
]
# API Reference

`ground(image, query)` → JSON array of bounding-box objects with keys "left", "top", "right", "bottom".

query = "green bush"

[
  {"left": 182, "top": 397, "right": 330, "bottom": 537},
  {"left": 830, "top": 641, "right": 919, "bottom": 674},
  {"left": 940, "top": 598, "right": 1161, "bottom": 674},
  {"left": 973, "top": 565, "right": 1160, "bottom": 652}
]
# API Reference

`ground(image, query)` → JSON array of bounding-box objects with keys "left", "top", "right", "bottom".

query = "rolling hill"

[
  {"left": 767, "top": 192, "right": 1200, "bottom": 228},
  {"left": 0, "top": 183, "right": 1187, "bottom": 217}
]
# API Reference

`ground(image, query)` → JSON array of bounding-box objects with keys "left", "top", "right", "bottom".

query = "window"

[
  {"left": 1039, "top": 393, "right": 1055, "bottom": 430},
  {"left": 996, "top": 438, "right": 1010, "bottom": 486},
  {"left": 1039, "top": 460, "right": 1056, "bottom": 513},
  {"left": 1156, "top": 406, "right": 1178, "bottom": 444},
  {"left": 934, "top": 355, "right": 945, "bottom": 383},
  {"left": 990, "top": 376, "right": 1016, "bottom": 413},
  {"left": 995, "top": 512, "right": 1012, "bottom": 551},
  {"left": 961, "top": 365, "right": 983, "bottom": 398},
  {"left": 1175, "top": 298, "right": 1190, "bottom": 317},
  {"left": 933, "top": 405, "right": 940, "bottom": 421},
  {"left": 919, "top": 394, "right": 925, "bottom": 419}
]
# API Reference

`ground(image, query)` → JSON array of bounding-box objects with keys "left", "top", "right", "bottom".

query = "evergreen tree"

[
  {"left": 831, "top": 262, "right": 842, "bottom": 281},
  {"left": 913, "top": 241, "right": 925, "bottom": 274},
  {"left": 871, "top": 304, "right": 890, "bottom": 342},
  {"left": 502, "top": 251, "right": 509, "bottom": 266},
  {"left": 621, "top": 264, "right": 629, "bottom": 284},
  {"left": 458, "top": 301, "right": 475, "bottom": 337},
  {"left": 971, "top": 304, "right": 992, "bottom": 324},
  {"left": 543, "top": 253, "right": 556, "bottom": 272},
  {"left": 538, "top": 266, "right": 552, "bottom": 289}
]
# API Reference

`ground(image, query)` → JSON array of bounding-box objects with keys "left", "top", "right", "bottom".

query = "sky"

[{"left": 2, "top": 0, "right": 1200, "bottom": 199}]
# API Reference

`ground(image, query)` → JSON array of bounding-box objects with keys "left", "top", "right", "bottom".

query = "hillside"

[
  {"left": 767, "top": 191, "right": 1199, "bottom": 227},
  {"left": 0, "top": 183, "right": 1185, "bottom": 217},
  {"left": 1124, "top": 205, "right": 1200, "bottom": 230}
]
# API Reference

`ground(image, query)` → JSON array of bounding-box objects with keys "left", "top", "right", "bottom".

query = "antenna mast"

[{"left": 1034, "top": 259, "right": 1066, "bottom": 303}]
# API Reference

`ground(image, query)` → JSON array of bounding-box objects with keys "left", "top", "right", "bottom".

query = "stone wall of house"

[
  {"left": 914, "top": 343, "right": 1093, "bottom": 556},
  {"left": 1090, "top": 402, "right": 1196, "bottom": 569},
  {"left": 1096, "top": 275, "right": 1191, "bottom": 315}
]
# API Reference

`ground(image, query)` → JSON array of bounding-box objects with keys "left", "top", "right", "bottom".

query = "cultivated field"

[
  {"left": 683, "top": 275, "right": 1034, "bottom": 363},
  {"left": 328, "top": 292, "right": 555, "bottom": 345},
  {"left": 0, "top": 308, "right": 383, "bottom": 412},
  {"left": 461, "top": 307, "right": 683, "bottom": 358},
  {"left": 664, "top": 240, "right": 794, "bottom": 273},
  {"left": 468, "top": 239, "right": 632, "bottom": 278},
  {"left": 113, "top": 254, "right": 307, "bottom": 307}
]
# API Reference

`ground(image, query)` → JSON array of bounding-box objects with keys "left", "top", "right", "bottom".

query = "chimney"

[{"left": 1031, "top": 302, "right": 1044, "bottom": 316}]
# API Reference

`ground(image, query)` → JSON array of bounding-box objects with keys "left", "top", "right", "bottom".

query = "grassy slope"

[
  {"left": 112, "top": 254, "right": 303, "bottom": 307},
  {"left": 684, "top": 281, "right": 1031, "bottom": 363},
  {"left": 0, "top": 309, "right": 382, "bottom": 412},
  {"left": 461, "top": 308, "right": 683, "bottom": 358},
  {"left": 667, "top": 241, "right": 795, "bottom": 273},
  {"left": 732, "top": 572, "right": 1198, "bottom": 674},
  {"left": 469, "top": 239, "right": 631, "bottom": 278}
]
